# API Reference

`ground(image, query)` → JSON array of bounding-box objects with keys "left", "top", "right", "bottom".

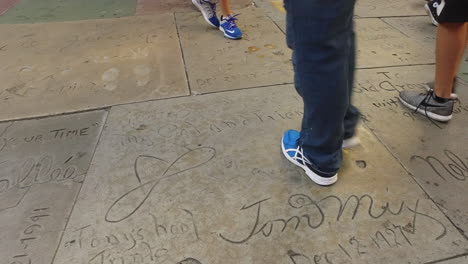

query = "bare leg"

[
  {"left": 435, "top": 22, "right": 467, "bottom": 98},
  {"left": 219, "top": 0, "right": 233, "bottom": 17}
]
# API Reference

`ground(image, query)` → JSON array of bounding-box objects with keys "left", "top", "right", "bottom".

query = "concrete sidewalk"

[{"left": 0, "top": 0, "right": 467, "bottom": 263}]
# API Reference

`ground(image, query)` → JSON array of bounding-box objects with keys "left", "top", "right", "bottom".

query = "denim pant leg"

[
  {"left": 285, "top": 0, "right": 357, "bottom": 176},
  {"left": 344, "top": 24, "right": 361, "bottom": 140}
]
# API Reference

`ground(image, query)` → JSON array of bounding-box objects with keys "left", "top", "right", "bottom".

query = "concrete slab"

[
  {"left": 251, "top": 0, "right": 285, "bottom": 25},
  {"left": 459, "top": 51, "right": 468, "bottom": 83},
  {"left": 176, "top": 7, "right": 293, "bottom": 94},
  {"left": 355, "top": 0, "right": 426, "bottom": 18},
  {"left": 355, "top": 18, "right": 434, "bottom": 68},
  {"left": 136, "top": 0, "right": 252, "bottom": 15},
  {"left": 0, "top": 0, "right": 136, "bottom": 24},
  {"left": 382, "top": 17, "right": 468, "bottom": 83},
  {"left": 0, "top": 110, "right": 107, "bottom": 264},
  {"left": 353, "top": 65, "right": 468, "bottom": 237},
  {"left": 275, "top": 19, "right": 286, "bottom": 34},
  {"left": 53, "top": 85, "right": 467, "bottom": 264},
  {"left": 383, "top": 16, "right": 437, "bottom": 52},
  {"left": 429, "top": 254, "right": 468, "bottom": 264},
  {"left": 0, "top": 15, "right": 189, "bottom": 121},
  {"left": 440, "top": 255, "right": 468, "bottom": 264}
]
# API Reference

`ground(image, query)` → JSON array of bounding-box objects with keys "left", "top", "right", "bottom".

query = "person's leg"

[
  {"left": 398, "top": 23, "right": 464, "bottom": 122},
  {"left": 435, "top": 22, "right": 468, "bottom": 98},
  {"left": 219, "top": 0, "right": 233, "bottom": 17},
  {"left": 283, "top": 0, "right": 356, "bottom": 181}
]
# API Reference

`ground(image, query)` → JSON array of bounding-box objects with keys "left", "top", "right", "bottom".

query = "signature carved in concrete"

[{"left": 105, "top": 147, "right": 216, "bottom": 223}]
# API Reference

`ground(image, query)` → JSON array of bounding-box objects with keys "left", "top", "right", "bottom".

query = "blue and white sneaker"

[
  {"left": 192, "top": 0, "right": 220, "bottom": 28},
  {"left": 281, "top": 130, "right": 338, "bottom": 186},
  {"left": 219, "top": 15, "right": 242, "bottom": 40}
]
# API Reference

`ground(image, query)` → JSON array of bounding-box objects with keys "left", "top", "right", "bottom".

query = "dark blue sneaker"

[
  {"left": 281, "top": 130, "right": 338, "bottom": 186},
  {"left": 424, "top": 0, "right": 445, "bottom": 26},
  {"left": 219, "top": 15, "right": 243, "bottom": 40},
  {"left": 192, "top": 0, "right": 220, "bottom": 28}
]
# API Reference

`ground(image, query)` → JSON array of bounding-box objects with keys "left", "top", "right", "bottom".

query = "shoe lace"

[
  {"left": 414, "top": 90, "right": 456, "bottom": 129},
  {"left": 223, "top": 14, "right": 240, "bottom": 30},
  {"left": 293, "top": 146, "right": 312, "bottom": 166}
]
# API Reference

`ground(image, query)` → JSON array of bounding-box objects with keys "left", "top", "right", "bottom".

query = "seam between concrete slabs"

[
  {"left": 173, "top": 12, "right": 193, "bottom": 96},
  {"left": 424, "top": 252, "right": 468, "bottom": 264},
  {"left": 0, "top": 63, "right": 438, "bottom": 123},
  {"left": 49, "top": 109, "right": 111, "bottom": 264}
]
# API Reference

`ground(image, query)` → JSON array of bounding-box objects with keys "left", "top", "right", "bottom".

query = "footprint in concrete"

[
  {"left": 102, "top": 67, "right": 120, "bottom": 91},
  {"left": 133, "top": 65, "right": 151, "bottom": 87},
  {"left": 247, "top": 46, "right": 260, "bottom": 53},
  {"left": 355, "top": 160, "right": 367, "bottom": 169},
  {"left": 177, "top": 258, "right": 202, "bottom": 264}
]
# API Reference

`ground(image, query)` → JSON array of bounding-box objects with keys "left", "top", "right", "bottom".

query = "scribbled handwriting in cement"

[
  {"left": 219, "top": 193, "right": 446, "bottom": 244},
  {"left": 105, "top": 147, "right": 216, "bottom": 223},
  {"left": 0, "top": 155, "right": 83, "bottom": 212},
  {"left": 411, "top": 150, "right": 467, "bottom": 182}
]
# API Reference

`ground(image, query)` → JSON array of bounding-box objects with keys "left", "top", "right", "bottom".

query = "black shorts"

[{"left": 439, "top": 0, "right": 468, "bottom": 23}]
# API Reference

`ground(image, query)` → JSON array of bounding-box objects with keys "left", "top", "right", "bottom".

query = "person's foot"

[
  {"left": 281, "top": 130, "right": 338, "bottom": 186},
  {"left": 192, "top": 0, "right": 220, "bottom": 28},
  {"left": 219, "top": 15, "right": 243, "bottom": 40},
  {"left": 399, "top": 90, "right": 454, "bottom": 122},
  {"left": 424, "top": 80, "right": 458, "bottom": 99},
  {"left": 424, "top": 0, "right": 445, "bottom": 26},
  {"left": 342, "top": 136, "right": 360, "bottom": 149}
]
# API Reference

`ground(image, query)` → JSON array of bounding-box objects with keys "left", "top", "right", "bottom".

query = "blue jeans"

[{"left": 284, "top": 0, "right": 360, "bottom": 176}]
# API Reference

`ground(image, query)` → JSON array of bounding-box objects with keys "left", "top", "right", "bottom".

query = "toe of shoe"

[{"left": 284, "top": 130, "right": 300, "bottom": 141}]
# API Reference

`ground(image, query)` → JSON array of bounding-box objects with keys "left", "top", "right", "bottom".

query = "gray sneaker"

[
  {"left": 424, "top": 80, "right": 458, "bottom": 99},
  {"left": 399, "top": 91, "right": 454, "bottom": 122}
]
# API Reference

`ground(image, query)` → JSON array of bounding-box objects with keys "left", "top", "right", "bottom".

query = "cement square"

[
  {"left": 0, "top": 0, "right": 136, "bottom": 24},
  {"left": 136, "top": 0, "right": 252, "bottom": 15},
  {"left": 0, "top": 110, "right": 107, "bottom": 264},
  {"left": 355, "top": 0, "right": 426, "bottom": 18},
  {"left": 275, "top": 19, "right": 286, "bottom": 34},
  {"left": 53, "top": 85, "right": 467, "bottom": 264},
  {"left": 383, "top": 16, "right": 437, "bottom": 52},
  {"left": 353, "top": 65, "right": 468, "bottom": 237},
  {"left": 251, "top": 0, "right": 286, "bottom": 25},
  {"left": 459, "top": 51, "right": 468, "bottom": 82},
  {"left": 176, "top": 7, "right": 293, "bottom": 94},
  {"left": 383, "top": 17, "right": 468, "bottom": 83},
  {"left": 0, "top": 15, "right": 189, "bottom": 121},
  {"left": 440, "top": 255, "right": 468, "bottom": 264},
  {"left": 355, "top": 18, "right": 434, "bottom": 68}
]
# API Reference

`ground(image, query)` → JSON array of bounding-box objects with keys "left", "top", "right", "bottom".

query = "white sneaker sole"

[
  {"left": 192, "top": 0, "right": 218, "bottom": 28},
  {"left": 219, "top": 26, "right": 241, "bottom": 40},
  {"left": 424, "top": 3, "right": 439, "bottom": 26},
  {"left": 281, "top": 137, "right": 338, "bottom": 186},
  {"left": 398, "top": 96, "right": 452, "bottom": 122}
]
